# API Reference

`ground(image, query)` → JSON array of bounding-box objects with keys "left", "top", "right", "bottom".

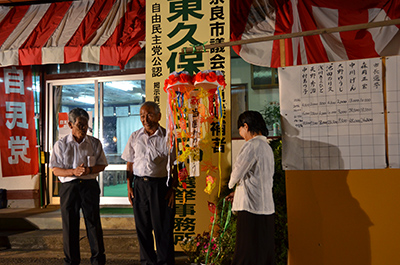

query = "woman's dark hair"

[{"left": 237, "top": 110, "right": 269, "bottom": 137}]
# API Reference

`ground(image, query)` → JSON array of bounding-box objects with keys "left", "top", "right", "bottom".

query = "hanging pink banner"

[{"left": 0, "top": 66, "right": 39, "bottom": 177}]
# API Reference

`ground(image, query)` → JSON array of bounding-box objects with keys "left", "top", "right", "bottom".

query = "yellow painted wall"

[{"left": 286, "top": 169, "right": 400, "bottom": 265}]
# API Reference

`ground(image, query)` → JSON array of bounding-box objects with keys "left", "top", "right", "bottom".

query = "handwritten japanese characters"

[
  {"left": 280, "top": 58, "right": 386, "bottom": 170},
  {"left": 147, "top": 0, "right": 230, "bottom": 245}
]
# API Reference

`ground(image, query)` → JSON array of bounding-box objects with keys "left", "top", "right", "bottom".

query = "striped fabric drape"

[
  {"left": 0, "top": 0, "right": 145, "bottom": 69},
  {"left": 230, "top": 0, "right": 400, "bottom": 68}
]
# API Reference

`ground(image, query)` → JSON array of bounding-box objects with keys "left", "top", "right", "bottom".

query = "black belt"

[
  {"left": 64, "top": 179, "right": 96, "bottom": 184},
  {"left": 136, "top": 176, "right": 167, "bottom": 182}
]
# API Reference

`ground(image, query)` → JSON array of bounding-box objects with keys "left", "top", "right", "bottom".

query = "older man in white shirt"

[
  {"left": 122, "top": 101, "right": 177, "bottom": 265},
  {"left": 50, "top": 107, "right": 108, "bottom": 265}
]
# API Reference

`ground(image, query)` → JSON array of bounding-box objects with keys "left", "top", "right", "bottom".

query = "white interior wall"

[
  {"left": 232, "top": 139, "right": 245, "bottom": 164},
  {"left": 231, "top": 57, "right": 280, "bottom": 112}
]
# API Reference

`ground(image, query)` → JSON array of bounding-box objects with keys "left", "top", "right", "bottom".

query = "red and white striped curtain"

[
  {"left": 230, "top": 0, "right": 400, "bottom": 68},
  {"left": 2, "top": 0, "right": 398, "bottom": 69},
  {"left": 0, "top": 0, "right": 145, "bottom": 69}
]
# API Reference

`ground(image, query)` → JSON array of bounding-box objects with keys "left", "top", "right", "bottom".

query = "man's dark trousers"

[
  {"left": 60, "top": 179, "right": 106, "bottom": 265},
  {"left": 133, "top": 176, "right": 175, "bottom": 265}
]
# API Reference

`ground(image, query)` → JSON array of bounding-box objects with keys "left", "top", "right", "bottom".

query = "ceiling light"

[{"left": 74, "top": 95, "right": 95, "bottom": 104}]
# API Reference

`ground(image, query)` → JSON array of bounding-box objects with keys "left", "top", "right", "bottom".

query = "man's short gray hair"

[
  {"left": 68, "top": 108, "right": 89, "bottom": 123},
  {"left": 141, "top": 101, "right": 160, "bottom": 114}
]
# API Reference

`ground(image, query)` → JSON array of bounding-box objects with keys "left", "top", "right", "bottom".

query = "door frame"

[{"left": 45, "top": 74, "right": 145, "bottom": 205}]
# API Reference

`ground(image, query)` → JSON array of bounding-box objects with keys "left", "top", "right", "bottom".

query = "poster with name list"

[
  {"left": 279, "top": 58, "right": 386, "bottom": 170},
  {"left": 386, "top": 56, "right": 400, "bottom": 168}
]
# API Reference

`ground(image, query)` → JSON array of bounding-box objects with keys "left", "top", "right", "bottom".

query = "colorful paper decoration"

[
  {"left": 204, "top": 175, "right": 216, "bottom": 195},
  {"left": 178, "top": 167, "right": 189, "bottom": 182},
  {"left": 207, "top": 201, "right": 216, "bottom": 214},
  {"left": 163, "top": 70, "right": 226, "bottom": 201}
]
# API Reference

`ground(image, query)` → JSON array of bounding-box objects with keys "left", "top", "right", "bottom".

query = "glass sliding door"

[
  {"left": 100, "top": 79, "right": 145, "bottom": 202},
  {"left": 50, "top": 82, "right": 96, "bottom": 203},
  {"left": 47, "top": 74, "right": 145, "bottom": 205}
]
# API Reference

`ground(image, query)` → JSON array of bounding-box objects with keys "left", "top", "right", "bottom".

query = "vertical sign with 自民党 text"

[
  {"left": 0, "top": 67, "right": 39, "bottom": 177},
  {"left": 146, "top": 0, "right": 231, "bottom": 247}
]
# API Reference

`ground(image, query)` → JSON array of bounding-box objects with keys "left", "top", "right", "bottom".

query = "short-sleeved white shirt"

[
  {"left": 49, "top": 133, "right": 108, "bottom": 183},
  {"left": 228, "top": 135, "right": 275, "bottom": 215},
  {"left": 121, "top": 126, "right": 174, "bottom": 178}
]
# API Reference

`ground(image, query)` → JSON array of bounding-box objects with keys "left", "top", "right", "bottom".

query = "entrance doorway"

[{"left": 46, "top": 74, "right": 145, "bottom": 205}]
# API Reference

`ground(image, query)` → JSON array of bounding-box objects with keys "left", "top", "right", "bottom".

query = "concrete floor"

[
  {"left": 0, "top": 207, "right": 190, "bottom": 265},
  {"left": 0, "top": 249, "right": 189, "bottom": 265}
]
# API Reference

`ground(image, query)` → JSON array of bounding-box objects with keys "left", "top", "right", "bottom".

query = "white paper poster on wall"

[
  {"left": 279, "top": 58, "right": 386, "bottom": 170},
  {"left": 386, "top": 55, "right": 400, "bottom": 168}
]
